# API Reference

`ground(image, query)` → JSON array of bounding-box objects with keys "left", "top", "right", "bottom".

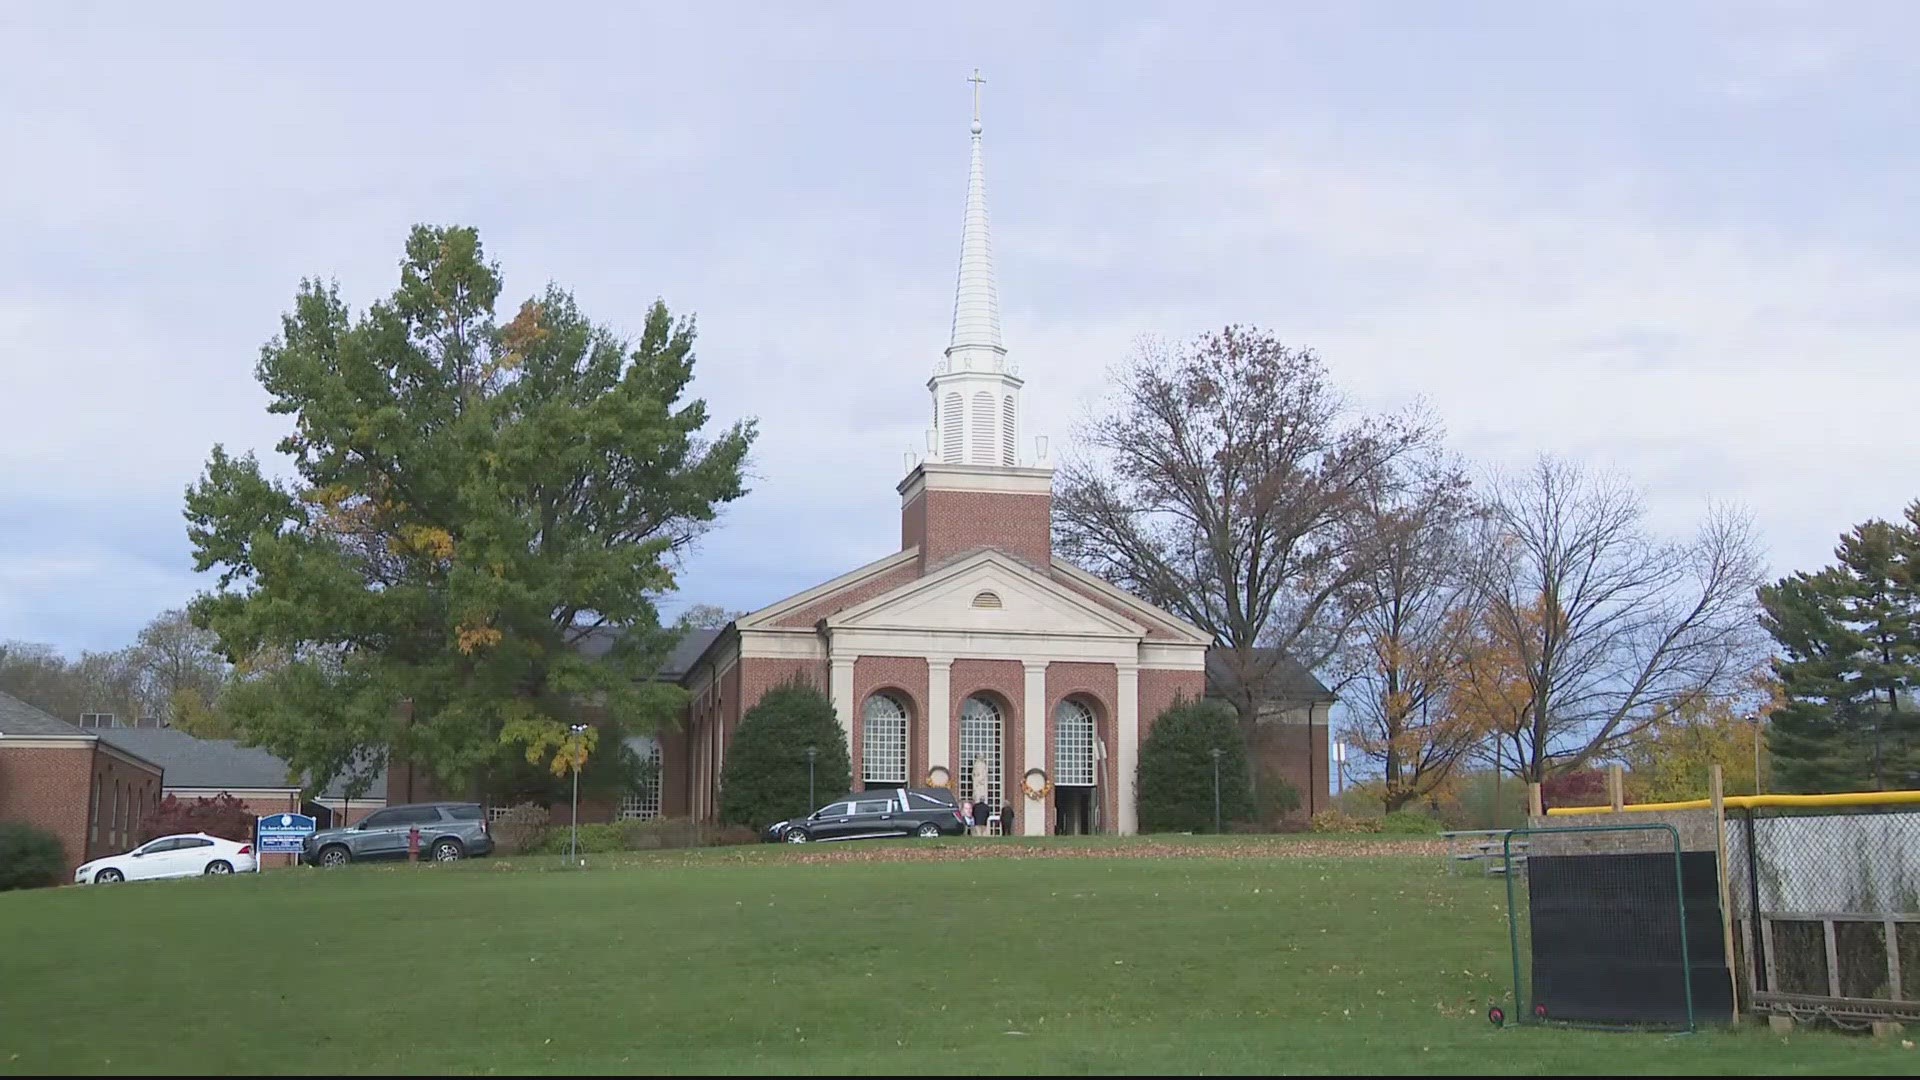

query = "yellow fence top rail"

[{"left": 1543, "top": 789, "right": 1920, "bottom": 816}]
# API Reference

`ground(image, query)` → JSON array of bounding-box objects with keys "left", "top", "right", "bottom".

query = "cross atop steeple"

[{"left": 927, "top": 68, "right": 1021, "bottom": 468}]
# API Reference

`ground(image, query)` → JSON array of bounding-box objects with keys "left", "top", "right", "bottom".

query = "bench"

[{"left": 1440, "top": 830, "right": 1529, "bottom": 876}]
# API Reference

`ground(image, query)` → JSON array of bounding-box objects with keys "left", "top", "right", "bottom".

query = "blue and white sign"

[{"left": 257, "top": 812, "right": 317, "bottom": 854}]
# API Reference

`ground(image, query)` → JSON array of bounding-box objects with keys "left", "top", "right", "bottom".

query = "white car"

[{"left": 74, "top": 833, "right": 258, "bottom": 884}]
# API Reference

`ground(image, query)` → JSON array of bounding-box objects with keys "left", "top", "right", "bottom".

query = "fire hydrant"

[{"left": 407, "top": 825, "right": 422, "bottom": 863}]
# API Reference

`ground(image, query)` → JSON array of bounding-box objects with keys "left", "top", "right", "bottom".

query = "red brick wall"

[
  {"left": 1139, "top": 667, "right": 1206, "bottom": 737},
  {"left": 1045, "top": 662, "right": 1117, "bottom": 834},
  {"left": 919, "top": 489, "right": 1052, "bottom": 571},
  {"left": 772, "top": 564, "right": 920, "bottom": 628},
  {"left": 658, "top": 707, "right": 690, "bottom": 818},
  {"left": 902, "top": 492, "right": 927, "bottom": 552},
  {"left": 1250, "top": 720, "right": 1329, "bottom": 820},
  {"left": 852, "top": 656, "right": 929, "bottom": 789},
  {"left": 90, "top": 751, "right": 157, "bottom": 860},
  {"left": 948, "top": 659, "right": 1024, "bottom": 830},
  {"left": 0, "top": 745, "right": 95, "bottom": 875}
]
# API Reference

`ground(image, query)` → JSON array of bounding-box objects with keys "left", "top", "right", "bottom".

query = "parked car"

[
  {"left": 764, "top": 787, "right": 966, "bottom": 843},
  {"left": 304, "top": 802, "right": 493, "bottom": 866},
  {"left": 74, "top": 833, "right": 257, "bottom": 884}
]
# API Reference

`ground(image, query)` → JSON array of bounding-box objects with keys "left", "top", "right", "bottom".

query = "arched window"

[
  {"left": 959, "top": 695, "right": 1004, "bottom": 808},
  {"left": 1055, "top": 699, "right": 1097, "bottom": 787},
  {"left": 971, "top": 590, "right": 1002, "bottom": 609},
  {"left": 1001, "top": 395, "right": 1017, "bottom": 466},
  {"left": 862, "top": 693, "right": 909, "bottom": 786},
  {"left": 970, "top": 391, "right": 995, "bottom": 463},
  {"left": 942, "top": 392, "right": 963, "bottom": 462}
]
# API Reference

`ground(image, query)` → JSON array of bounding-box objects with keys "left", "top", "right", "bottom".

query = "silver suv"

[{"left": 304, "top": 802, "right": 493, "bottom": 866}]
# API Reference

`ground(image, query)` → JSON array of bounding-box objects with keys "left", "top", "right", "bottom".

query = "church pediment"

[{"left": 825, "top": 551, "right": 1145, "bottom": 638}]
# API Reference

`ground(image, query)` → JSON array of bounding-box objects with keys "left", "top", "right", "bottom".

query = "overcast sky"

[{"left": 3, "top": 3, "right": 1918, "bottom": 655}]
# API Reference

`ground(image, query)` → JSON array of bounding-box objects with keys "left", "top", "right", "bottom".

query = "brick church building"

[{"left": 644, "top": 85, "right": 1333, "bottom": 835}]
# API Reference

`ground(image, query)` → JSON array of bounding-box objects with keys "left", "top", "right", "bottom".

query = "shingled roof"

[
  {"left": 571, "top": 625, "right": 723, "bottom": 683},
  {"left": 92, "top": 727, "right": 387, "bottom": 801},
  {"left": 1204, "top": 647, "right": 1337, "bottom": 709},
  {"left": 0, "top": 690, "right": 90, "bottom": 738}
]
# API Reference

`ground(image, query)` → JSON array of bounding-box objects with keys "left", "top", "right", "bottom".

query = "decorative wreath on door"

[
  {"left": 1021, "top": 768, "right": 1052, "bottom": 801},
  {"left": 923, "top": 766, "right": 952, "bottom": 791}
]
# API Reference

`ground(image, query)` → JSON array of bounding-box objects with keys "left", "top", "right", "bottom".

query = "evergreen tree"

[
  {"left": 1137, "top": 697, "right": 1254, "bottom": 832},
  {"left": 185, "top": 225, "right": 754, "bottom": 799},
  {"left": 718, "top": 679, "right": 851, "bottom": 831},
  {"left": 1759, "top": 510, "right": 1920, "bottom": 792}
]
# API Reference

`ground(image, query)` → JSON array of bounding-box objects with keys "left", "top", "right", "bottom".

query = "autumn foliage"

[{"left": 140, "top": 793, "right": 257, "bottom": 845}]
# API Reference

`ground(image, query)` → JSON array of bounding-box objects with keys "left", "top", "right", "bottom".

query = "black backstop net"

[{"left": 1500, "top": 824, "right": 1728, "bottom": 1031}]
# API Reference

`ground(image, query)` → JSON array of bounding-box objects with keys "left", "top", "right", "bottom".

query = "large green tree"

[
  {"left": 185, "top": 225, "right": 754, "bottom": 800},
  {"left": 1759, "top": 510, "right": 1920, "bottom": 792}
]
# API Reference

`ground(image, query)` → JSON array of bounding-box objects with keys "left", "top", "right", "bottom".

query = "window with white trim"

[
  {"left": 958, "top": 695, "right": 1003, "bottom": 808},
  {"left": 620, "top": 739, "right": 663, "bottom": 821},
  {"left": 1055, "top": 699, "right": 1097, "bottom": 786},
  {"left": 1001, "top": 395, "right": 1017, "bottom": 465},
  {"left": 862, "top": 694, "right": 909, "bottom": 786}
]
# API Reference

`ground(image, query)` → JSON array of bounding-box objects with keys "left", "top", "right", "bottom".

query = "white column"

[
  {"left": 1116, "top": 664, "right": 1140, "bottom": 836},
  {"left": 829, "top": 656, "right": 856, "bottom": 754},
  {"left": 1022, "top": 661, "right": 1047, "bottom": 835},
  {"left": 927, "top": 658, "right": 952, "bottom": 778}
]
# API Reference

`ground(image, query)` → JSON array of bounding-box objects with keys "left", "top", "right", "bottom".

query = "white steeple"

[{"left": 928, "top": 69, "right": 1024, "bottom": 468}]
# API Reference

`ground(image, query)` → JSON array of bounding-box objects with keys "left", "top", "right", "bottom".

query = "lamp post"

[
  {"left": 1210, "top": 747, "right": 1224, "bottom": 834},
  {"left": 568, "top": 723, "right": 589, "bottom": 864},
  {"left": 805, "top": 745, "right": 818, "bottom": 810}
]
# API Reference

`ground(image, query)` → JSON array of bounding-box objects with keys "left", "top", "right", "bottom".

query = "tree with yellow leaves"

[{"left": 186, "top": 226, "right": 755, "bottom": 805}]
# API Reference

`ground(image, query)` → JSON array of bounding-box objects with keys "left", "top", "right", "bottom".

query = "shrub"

[
  {"left": 1540, "top": 768, "right": 1608, "bottom": 811},
  {"left": 1377, "top": 810, "right": 1442, "bottom": 835},
  {"left": 1253, "top": 769, "right": 1302, "bottom": 828},
  {"left": 1309, "top": 810, "right": 1383, "bottom": 834},
  {"left": 1137, "top": 698, "right": 1254, "bottom": 833},
  {"left": 0, "top": 822, "right": 66, "bottom": 891},
  {"left": 141, "top": 793, "right": 255, "bottom": 844},
  {"left": 718, "top": 679, "right": 851, "bottom": 832}
]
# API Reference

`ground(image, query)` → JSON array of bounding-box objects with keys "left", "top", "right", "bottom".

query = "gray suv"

[{"left": 305, "top": 802, "right": 493, "bottom": 866}]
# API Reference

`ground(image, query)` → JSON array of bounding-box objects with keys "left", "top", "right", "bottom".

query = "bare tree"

[
  {"left": 1054, "top": 327, "right": 1443, "bottom": 809},
  {"left": 1472, "top": 456, "right": 1765, "bottom": 781},
  {"left": 673, "top": 603, "right": 746, "bottom": 631},
  {"left": 1335, "top": 453, "right": 1486, "bottom": 810},
  {"left": 130, "top": 608, "right": 230, "bottom": 730}
]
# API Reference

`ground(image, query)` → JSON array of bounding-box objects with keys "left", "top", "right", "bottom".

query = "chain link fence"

[{"left": 1726, "top": 803, "right": 1920, "bottom": 1025}]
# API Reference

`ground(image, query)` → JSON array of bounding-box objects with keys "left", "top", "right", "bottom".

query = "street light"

[
  {"left": 804, "top": 745, "right": 818, "bottom": 810},
  {"left": 1210, "top": 747, "right": 1224, "bottom": 835},
  {"left": 568, "top": 723, "right": 589, "bottom": 865}
]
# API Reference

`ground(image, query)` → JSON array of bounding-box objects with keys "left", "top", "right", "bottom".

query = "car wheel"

[
  {"left": 784, "top": 828, "right": 810, "bottom": 843},
  {"left": 204, "top": 860, "right": 234, "bottom": 875},
  {"left": 431, "top": 839, "right": 464, "bottom": 862},
  {"left": 318, "top": 845, "right": 351, "bottom": 867},
  {"left": 916, "top": 822, "right": 943, "bottom": 838},
  {"left": 95, "top": 868, "right": 124, "bottom": 884}
]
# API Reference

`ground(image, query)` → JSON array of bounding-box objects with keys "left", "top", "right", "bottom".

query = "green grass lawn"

[{"left": 0, "top": 837, "right": 1911, "bottom": 1075}]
